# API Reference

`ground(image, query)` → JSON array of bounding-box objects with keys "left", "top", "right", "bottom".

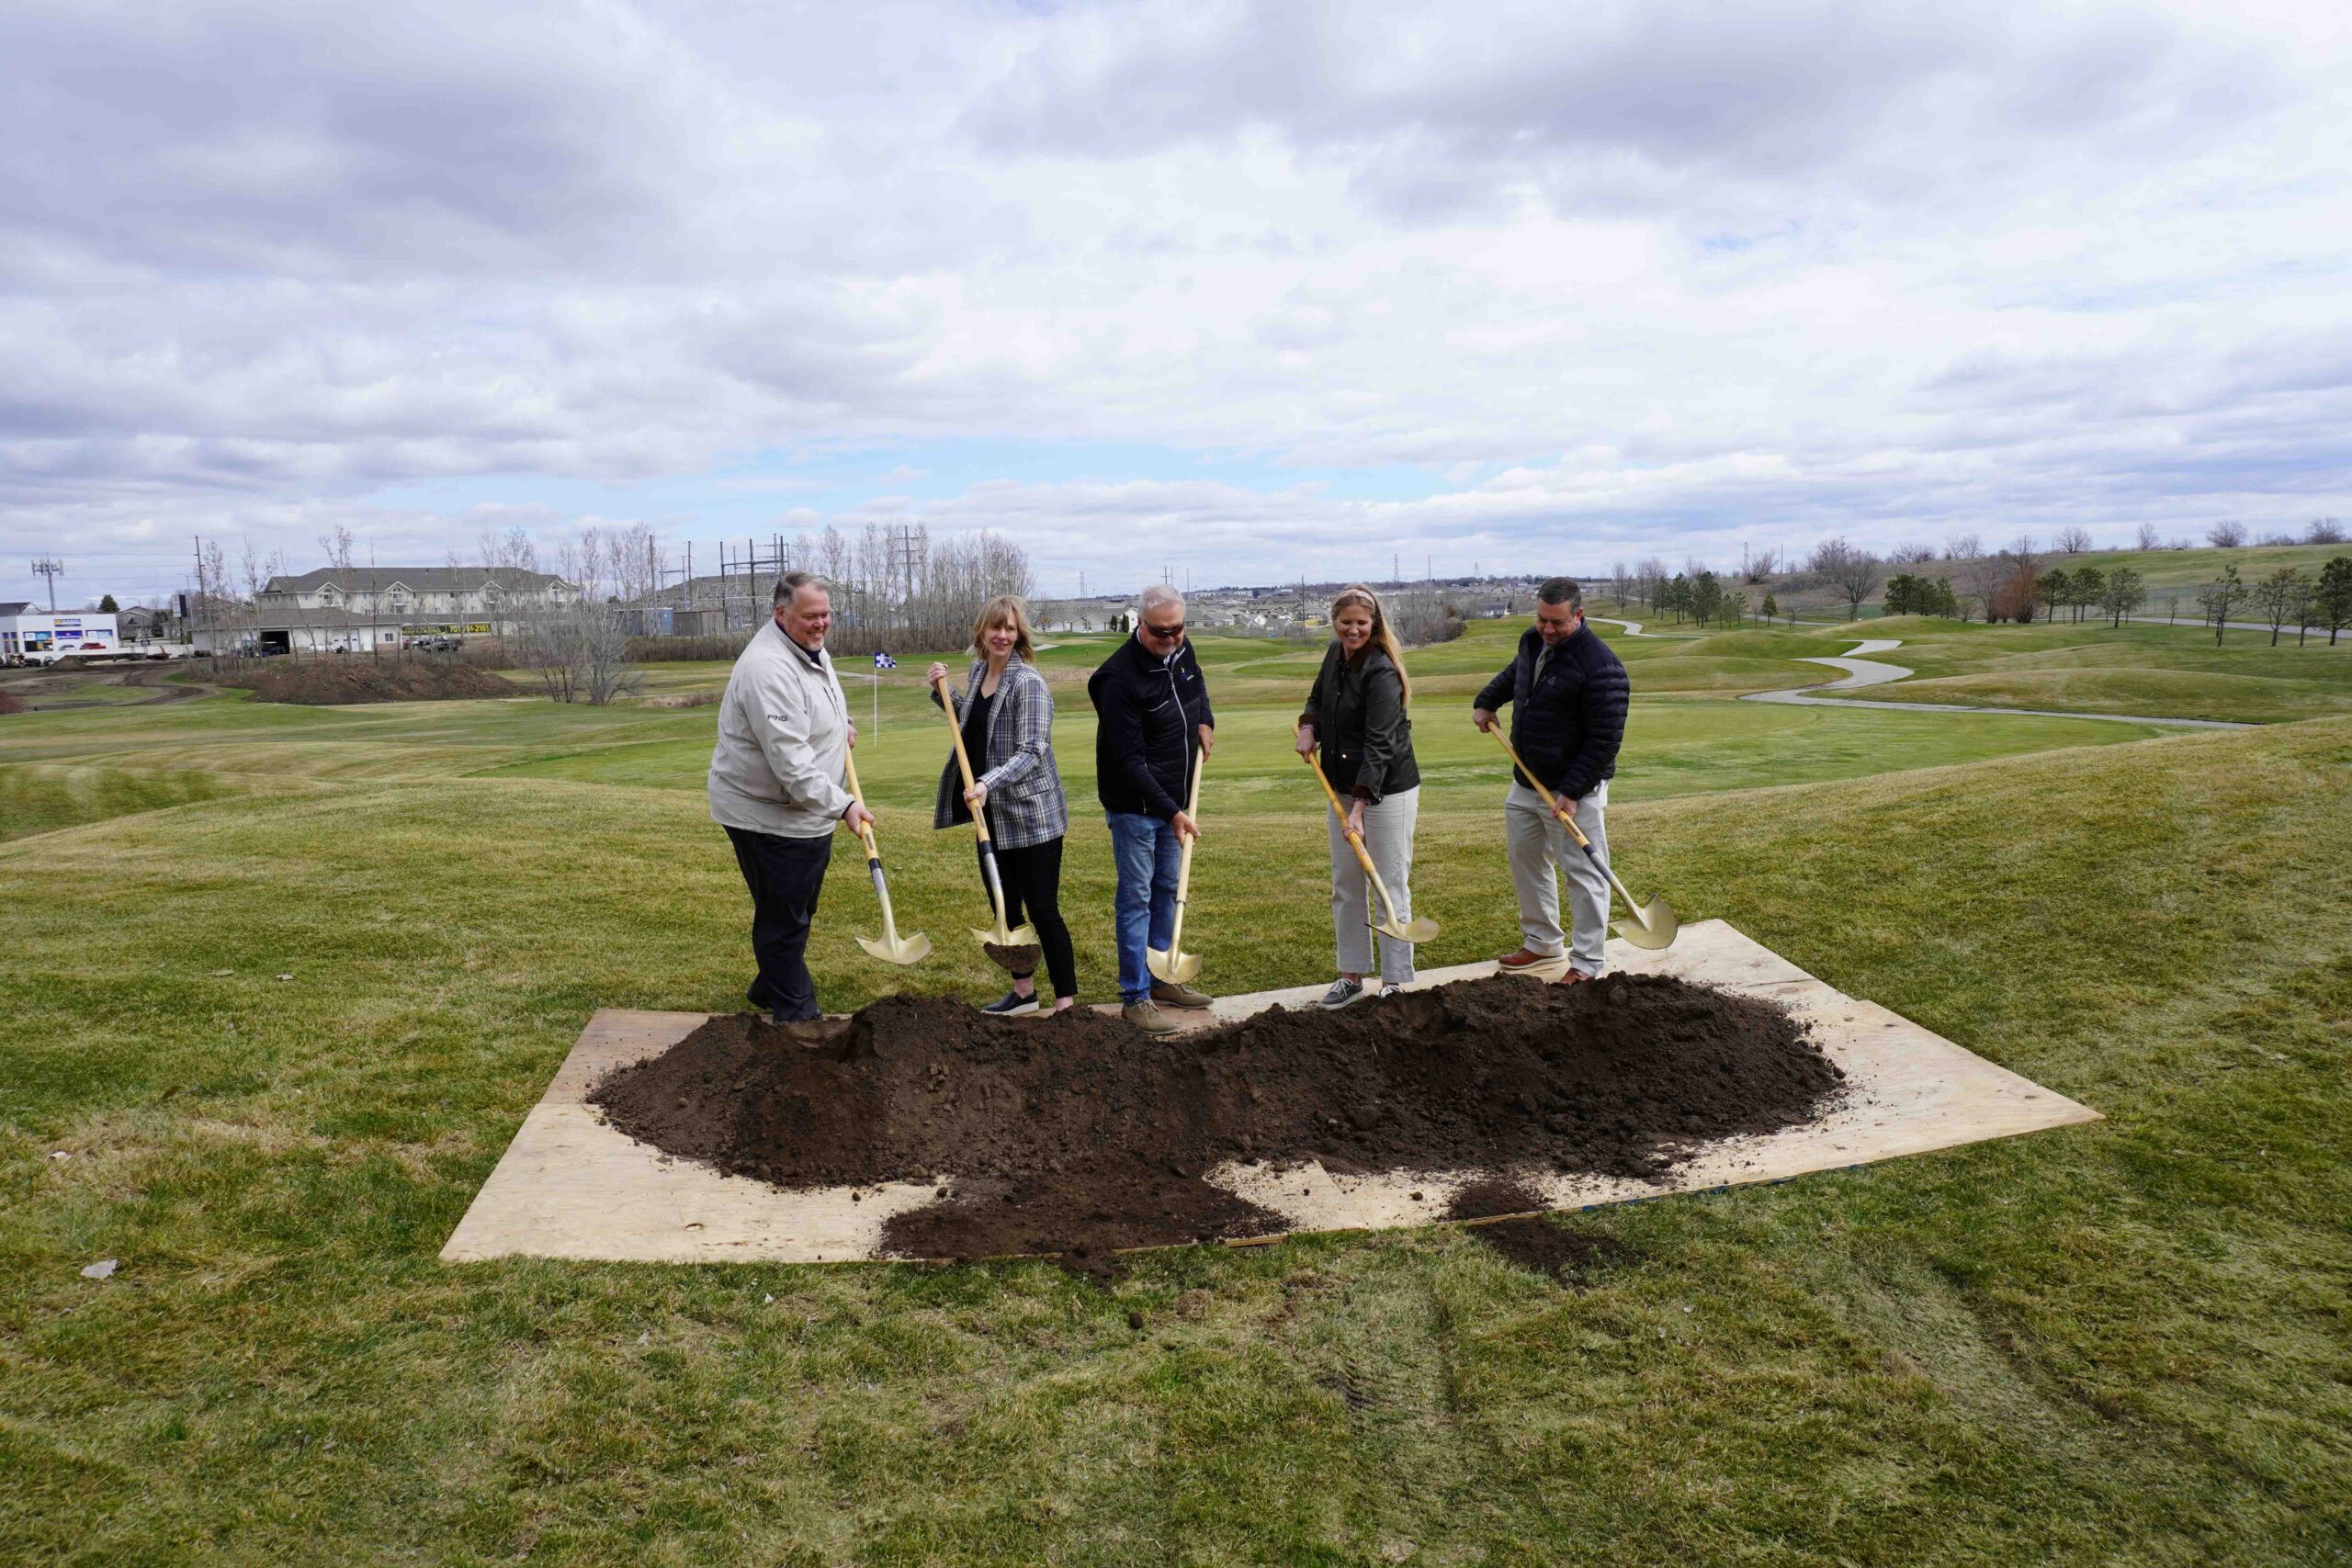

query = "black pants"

[
  {"left": 986, "top": 832, "right": 1078, "bottom": 1002},
  {"left": 726, "top": 826, "right": 832, "bottom": 1022}
]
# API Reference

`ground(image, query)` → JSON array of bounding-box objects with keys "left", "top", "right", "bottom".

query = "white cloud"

[{"left": 6, "top": 0, "right": 2348, "bottom": 603}]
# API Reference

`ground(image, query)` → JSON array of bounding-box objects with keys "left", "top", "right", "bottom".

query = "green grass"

[
  {"left": 1802, "top": 619, "right": 2352, "bottom": 724},
  {"left": 3, "top": 632, "right": 2348, "bottom": 1564},
  {"left": 2026, "top": 540, "right": 2350, "bottom": 598}
]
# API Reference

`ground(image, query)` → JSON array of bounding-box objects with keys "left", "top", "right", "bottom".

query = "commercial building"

[{"left": 1, "top": 604, "right": 119, "bottom": 662}]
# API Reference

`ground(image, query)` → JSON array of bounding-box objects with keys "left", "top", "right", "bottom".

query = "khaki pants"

[
  {"left": 1326, "top": 785, "right": 1419, "bottom": 985},
  {"left": 1504, "top": 780, "right": 1610, "bottom": 976}
]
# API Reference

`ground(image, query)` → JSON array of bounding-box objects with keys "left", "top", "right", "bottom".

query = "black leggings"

[{"left": 984, "top": 832, "right": 1078, "bottom": 1002}]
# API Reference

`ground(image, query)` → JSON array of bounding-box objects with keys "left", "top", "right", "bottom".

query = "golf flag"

[{"left": 874, "top": 652, "right": 897, "bottom": 670}]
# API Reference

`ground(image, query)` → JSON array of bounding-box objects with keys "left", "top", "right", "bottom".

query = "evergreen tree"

[{"left": 2316, "top": 557, "right": 2352, "bottom": 646}]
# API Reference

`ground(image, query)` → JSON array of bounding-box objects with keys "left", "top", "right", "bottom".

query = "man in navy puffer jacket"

[
  {"left": 1088, "top": 584, "right": 1216, "bottom": 1032},
  {"left": 1473, "top": 577, "right": 1630, "bottom": 982}
]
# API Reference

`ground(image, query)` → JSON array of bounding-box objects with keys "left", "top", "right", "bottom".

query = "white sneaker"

[{"left": 1378, "top": 983, "right": 1406, "bottom": 998}]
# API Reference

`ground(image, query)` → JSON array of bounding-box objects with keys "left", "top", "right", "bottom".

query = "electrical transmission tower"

[
  {"left": 885, "top": 525, "right": 923, "bottom": 635},
  {"left": 32, "top": 558, "right": 62, "bottom": 611}
]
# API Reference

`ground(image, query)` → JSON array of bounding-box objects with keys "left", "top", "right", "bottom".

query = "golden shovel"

[
  {"left": 1147, "top": 754, "right": 1205, "bottom": 985},
  {"left": 1486, "top": 727, "right": 1678, "bottom": 950},
  {"left": 933, "top": 672, "right": 1039, "bottom": 972},
  {"left": 841, "top": 752, "right": 930, "bottom": 965},
  {"left": 1297, "top": 726, "right": 1440, "bottom": 943}
]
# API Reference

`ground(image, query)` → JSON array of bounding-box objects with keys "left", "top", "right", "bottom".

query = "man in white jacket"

[{"left": 708, "top": 571, "right": 874, "bottom": 1029}]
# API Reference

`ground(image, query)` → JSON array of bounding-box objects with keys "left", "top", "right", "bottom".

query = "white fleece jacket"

[{"left": 707, "top": 619, "right": 854, "bottom": 838}]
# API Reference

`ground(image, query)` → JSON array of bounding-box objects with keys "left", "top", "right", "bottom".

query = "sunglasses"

[{"left": 1142, "top": 620, "right": 1187, "bottom": 637}]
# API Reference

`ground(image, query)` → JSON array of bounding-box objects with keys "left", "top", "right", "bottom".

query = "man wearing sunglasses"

[{"left": 1087, "top": 584, "right": 1216, "bottom": 1033}]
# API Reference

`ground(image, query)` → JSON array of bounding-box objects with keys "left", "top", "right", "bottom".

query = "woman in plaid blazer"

[{"left": 929, "top": 595, "right": 1075, "bottom": 1013}]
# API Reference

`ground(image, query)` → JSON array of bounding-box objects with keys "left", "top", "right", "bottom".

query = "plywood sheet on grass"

[{"left": 439, "top": 920, "right": 2098, "bottom": 1264}]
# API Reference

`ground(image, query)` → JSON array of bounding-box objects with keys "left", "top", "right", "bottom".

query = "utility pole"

[{"left": 32, "top": 557, "right": 62, "bottom": 612}]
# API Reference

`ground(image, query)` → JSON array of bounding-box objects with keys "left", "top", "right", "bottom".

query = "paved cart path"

[{"left": 1742, "top": 639, "right": 2250, "bottom": 729}]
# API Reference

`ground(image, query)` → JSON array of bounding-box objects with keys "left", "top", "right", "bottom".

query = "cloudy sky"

[{"left": 7, "top": 0, "right": 2350, "bottom": 606}]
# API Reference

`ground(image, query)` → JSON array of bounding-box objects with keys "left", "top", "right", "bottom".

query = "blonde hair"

[
  {"left": 1330, "top": 584, "right": 1411, "bottom": 707},
  {"left": 969, "top": 594, "right": 1038, "bottom": 660}
]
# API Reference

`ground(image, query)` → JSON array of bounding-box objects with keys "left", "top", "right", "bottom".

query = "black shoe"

[
  {"left": 747, "top": 979, "right": 780, "bottom": 1010},
  {"left": 1319, "top": 977, "right": 1366, "bottom": 1010},
  {"left": 980, "top": 988, "right": 1040, "bottom": 1017}
]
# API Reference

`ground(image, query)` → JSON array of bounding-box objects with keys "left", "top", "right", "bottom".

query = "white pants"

[
  {"left": 1504, "top": 780, "right": 1610, "bottom": 976},
  {"left": 1326, "top": 785, "right": 1419, "bottom": 984}
]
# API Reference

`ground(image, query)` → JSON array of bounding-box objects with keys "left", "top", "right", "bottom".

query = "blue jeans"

[{"left": 1105, "top": 811, "right": 1183, "bottom": 1002}]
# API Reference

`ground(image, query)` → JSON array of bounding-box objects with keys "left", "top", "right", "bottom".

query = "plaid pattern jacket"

[{"left": 930, "top": 653, "right": 1069, "bottom": 850}]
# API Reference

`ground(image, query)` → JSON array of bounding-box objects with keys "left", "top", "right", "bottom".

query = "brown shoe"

[
  {"left": 1149, "top": 979, "right": 1212, "bottom": 1010},
  {"left": 778, "top": 1016, "right": 843, "bottom": 1048},
  {"left": 1496, "top": 948, "right": 1553, "bottom": 970},
  {"left": 1122, "top": 1000, "right": 1181, "bottom": 1035},
  {"left": 1555, "top": 969, "right": 1598, "bottom": 986}
]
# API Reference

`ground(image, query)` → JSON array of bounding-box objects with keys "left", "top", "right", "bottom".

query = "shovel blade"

[
  {"left": 856, "top": 931, "right": 933, "bottom": 966},
  {"left": 1147, "top": 947, "right": 1202, "bottom": 984},
  {"left": 970, "top": 922, "right": 1038, "bottom": 949},
  {"left": 1611, "top": 898, "right": 1679, "bottom": 950},
  {"left": 1374, "top": 915, "right": 1442, "bottom": 943}
]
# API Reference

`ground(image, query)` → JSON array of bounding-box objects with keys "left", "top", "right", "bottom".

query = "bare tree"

[
  {"left": 1808, "top": 536, "right": 1883, "bottom": 618},
  {"left": 2306, "top": 517, "right": 2346, "bottom": 546},
  {"left": 480, "top": 525, "right": 538, "bottom": 572},
  {"left": 1888, "top": 540, "right": 1940, "bottom": 564},
  {"left": 1610, "top": 560, "right": 1632, "bottom": 607},
  {"left": 1964, "top": 547, "right": 2033, "bottom": 623},
  {"left": 2134, "top": 521, "right": 2162, "bottom": 551},
  {"left": 1736, "top": 541, "right": 1776, "bottom": 582},
  {"left": 2054, "top": 525, "right": 2093, "bottom": 554},
  {"left": 1637, "top": 557, "right": 1669, "bottom": 609},
  {"left": 1942, "top": 532, "right": 1982, "bottom": 561},
  {"left": 1387, "top": 588, "right": 1464, "bottom": 646},
  {"left": 2208, "top": 519, "right": 2247, "bottom": 549},
  {"left": 2198, "top": 565, "right": 2246, "bottom": 645},
  {"left": 2252, "top": 568, "right": 2305, "bottom": 647}
]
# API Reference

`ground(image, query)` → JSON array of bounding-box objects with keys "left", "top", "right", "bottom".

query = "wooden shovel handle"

[
  {"left": 842, "top": 750, "right": 881, "bottom": 859},
  {"left": 933, "top": 671, "right": 994, "bottom": 846},
  {"left": 1486, "top": 726, "right": 1593, "bottom": 851},
  {"left": 1295, "top": 725, "right": 1387, "bottom": 884},
  {"left": 1166, "top": 755, "right": 1204, "bottom": 946}
]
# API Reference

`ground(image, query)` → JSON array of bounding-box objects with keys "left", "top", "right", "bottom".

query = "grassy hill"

[
  {"left": 4, "top": 636, "right": 2348, "bottom": 1562},
  {"left": 1803, "top": 619, "right": 2352, "bottom": 725}
]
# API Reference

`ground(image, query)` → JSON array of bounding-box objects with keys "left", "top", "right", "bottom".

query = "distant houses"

[{"left": 194, "top": 567, "right": 581, "bottom": 654}]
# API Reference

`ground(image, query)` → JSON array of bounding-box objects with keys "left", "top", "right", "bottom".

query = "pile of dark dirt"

[
  {"left": 593, "top": 973, "right": 1843, "bottom": 1267},
  {"left": 0, "top": 688, "right": 26, "bottom": 715},
  {"left": 243, "top": 659, "right": 522, "bottom": 705}
]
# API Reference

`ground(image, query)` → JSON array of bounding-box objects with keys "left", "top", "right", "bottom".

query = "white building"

[
  {"left": 1, "top": 603, "right": 119, "bottom": 662},
  {"left": 194, "top": 567, "right": 581, "bottom": 654}
]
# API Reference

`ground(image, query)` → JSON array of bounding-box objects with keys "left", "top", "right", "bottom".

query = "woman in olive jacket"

[{"left": 1294, "top": 583, "right": 1422, "bottom": 1009}]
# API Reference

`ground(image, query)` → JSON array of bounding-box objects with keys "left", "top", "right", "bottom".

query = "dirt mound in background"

[
  {"left": 243, "top": 660, "right": 521, "bottom": 705},
  {"left": 592, "top": 973, "right": 1843, "bottom": 1266},
  {"left": 0, "top": 689, "right": 26, "bottom": 715}
]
